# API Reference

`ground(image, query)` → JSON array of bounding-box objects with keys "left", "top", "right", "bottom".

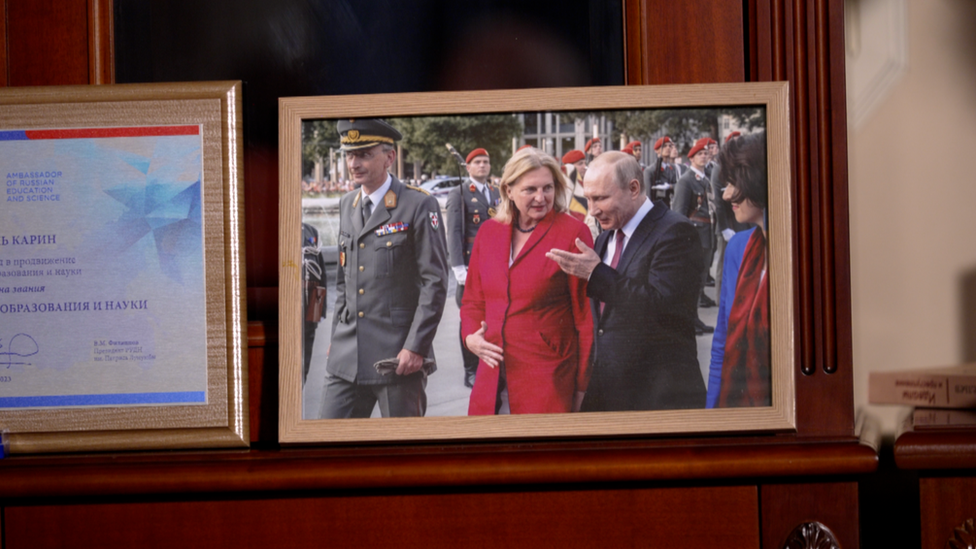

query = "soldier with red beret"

[
  {"left": 584, "top": 137, "right": 603, "bottom": 162},
  {"left": 446, "top": 147, "right": 501, "bottom": 388},
  {"left": 562, "top": 149, "right": 599, "bottom": 239},
  {"left": 644, "top": 136, "right": 679, "bottom": 207},
  {"left": 673, "top": 137, "right": 716, "bottom": 335},
  {"left": 624, "top": 140, "right": 644, "bottom": 167}
]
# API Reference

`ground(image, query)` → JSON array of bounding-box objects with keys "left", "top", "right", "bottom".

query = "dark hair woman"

[{"left": 714, "top": 131, "right": 770, "bottom": 407}]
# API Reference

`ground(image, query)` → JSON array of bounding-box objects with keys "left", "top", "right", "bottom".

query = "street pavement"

[{"left": 303, "top": 263, "right": 721, "bottom": 419}]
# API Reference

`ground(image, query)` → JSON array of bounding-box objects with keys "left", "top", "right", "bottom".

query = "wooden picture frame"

[
  {"left": 279, "top": 83, "right": 793, "bottom": 444},
  {"left": 0, "top": 81, "right": 248, "bottom": 454}
]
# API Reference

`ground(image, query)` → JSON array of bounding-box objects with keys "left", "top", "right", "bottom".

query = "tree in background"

[
  {"left": 302, "top": 119, "right": 340, "bottom": 184},
  {"left": 562, "top": 107, "right": 765, "bottom": 153},
  {"left": 390, "top": 115, "right": 522, "bottom": 177}
]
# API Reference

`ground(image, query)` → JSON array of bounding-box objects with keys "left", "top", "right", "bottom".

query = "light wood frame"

[
  {"left": 0, "top": 81, "right": 248, "bottom": 453},
  {"left": 279, "top": 83, "right": 793, "bottom": 444}
]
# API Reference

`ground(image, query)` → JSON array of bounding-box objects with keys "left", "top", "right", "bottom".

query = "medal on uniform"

[
  {"left": 375, "top": 221, "right": 409, "bottom": 236},
  {"left": 339, "top": 251, "right": 346, "bottom": 267},
  {"left": 469, "top": 183, "right": 477, "bottom": 192},
  {"left": 488, "top": 207, "right": 496, "bottom": 217},
  {"left": 472, "top": 213, "right": 481, "bottom": 224}
]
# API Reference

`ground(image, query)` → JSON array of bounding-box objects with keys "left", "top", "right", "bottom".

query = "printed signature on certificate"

[{"left": 0, "top": 333, "right": 39, "bottom": 368}]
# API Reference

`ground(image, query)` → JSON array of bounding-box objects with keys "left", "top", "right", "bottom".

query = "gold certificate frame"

[
  {"left": 0, "top": 81, "right": 247, "bottom": 454},
  {"left": 280, "top": 83, "right": 793, "bottom": 444}
]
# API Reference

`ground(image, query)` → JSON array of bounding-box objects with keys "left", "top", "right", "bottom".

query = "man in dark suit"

[
  {"left": 323, "top": 118, "right": 448, "bottom": 418},
  {"left": 546, "top": 152, "right": 706, "bottom": 411},
  {"left": 445, "top": 147, "right": 500, "bottom": 388}
]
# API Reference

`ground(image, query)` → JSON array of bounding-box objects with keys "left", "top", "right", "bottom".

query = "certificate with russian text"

[
  {"left": 0, "top": 82, "right": 248, "bottom": 454},
  {"left": 1, "top": 126, "right": 208, "bottom": 408}
]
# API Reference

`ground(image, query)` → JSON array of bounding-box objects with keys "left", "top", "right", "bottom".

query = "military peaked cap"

[{"left": 337, "top": 118, "right": 402, "bottom": 151}]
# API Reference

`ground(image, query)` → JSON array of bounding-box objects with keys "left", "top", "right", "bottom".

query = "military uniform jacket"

[
  {"left": 446, "top": 179, "right": 500, "bottom": 268},
  {"left": 643, "top": 158, "right": 678, "bottom": 200},
  {"left": 672, "top": 169, "right": 713, "bottom": 249},
  {"left": 328, "top": 175, "right": 449, "bottom": 385}
]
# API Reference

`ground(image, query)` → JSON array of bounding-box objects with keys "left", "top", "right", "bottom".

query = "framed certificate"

[{"left": 0, "top": 82, "right": 248, "bottom": 454}]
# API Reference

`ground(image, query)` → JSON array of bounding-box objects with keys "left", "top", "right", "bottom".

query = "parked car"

[{"left": 419, "top": 176, "right": 464, "bottom": 207}]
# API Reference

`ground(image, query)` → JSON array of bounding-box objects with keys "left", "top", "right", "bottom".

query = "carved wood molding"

[
  {"left": 758, "top": 0, "right": 854, "bottom": 436},
  {"left": 783, "top": 522, "right": 841, "bottom": 549},
  {"left": 88, "top": 0, "right": 116, "bottom": 84},
  {"left": 948, "top": 518, "right": 976, "bottom": 549}
]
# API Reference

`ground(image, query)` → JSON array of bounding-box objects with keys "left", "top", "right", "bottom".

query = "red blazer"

[{"left": 461, "top": 210, "right": 594, "bottom": 414}]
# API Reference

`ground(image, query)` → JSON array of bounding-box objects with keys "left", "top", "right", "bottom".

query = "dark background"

[
  {"left": 115, "top": 0, "right": 624, "bottom": 149},
  {"left": 113, "top": 0, "right": 624, "bottom": 303}
]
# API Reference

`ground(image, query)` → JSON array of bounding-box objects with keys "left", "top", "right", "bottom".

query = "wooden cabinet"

[
  {"left": 896, "top": 426, "right": 976, "bottom": 549},
  {"left": 0, "top": 1, "right": 867, "bottom": 547}
]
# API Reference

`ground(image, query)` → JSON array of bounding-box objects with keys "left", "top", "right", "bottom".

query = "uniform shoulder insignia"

[{"left": 405, "top": 184, "right": 430, "bottom": 196}]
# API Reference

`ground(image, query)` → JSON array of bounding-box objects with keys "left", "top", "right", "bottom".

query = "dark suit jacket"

[{"left": 581, "top": 201, "right": 706, "bottom": 412}]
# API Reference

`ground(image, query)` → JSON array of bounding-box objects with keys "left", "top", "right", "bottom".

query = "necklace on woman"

[{"left": 515, "top": 223, "right": 536, "bottom": 233}]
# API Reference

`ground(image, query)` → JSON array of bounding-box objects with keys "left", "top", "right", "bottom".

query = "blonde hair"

[{"left": 494, "top": 147, "right": 569, "bottom": 224}]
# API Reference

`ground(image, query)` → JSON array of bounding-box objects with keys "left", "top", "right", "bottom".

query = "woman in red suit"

[{"left": 461, "top": 147, "right": 594, "bottom": 415}]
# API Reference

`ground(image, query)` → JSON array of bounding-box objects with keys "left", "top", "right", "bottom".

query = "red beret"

[
  {"left": 724, "top": 131, "right": 741, "bottom": 143},
  {"left": 517, "top": 144, "right": 533, "bottom": 152},
  {"left": 562, "top": 150, "right": 585, "bottom": 164},
  {"left": 466, "top": 148, "right": 489, "bottom": 163},
  {"left": 705, "top": 137, "right": 718, "bottom": 146},
  {"left": 584, "top": 138, "right": 600, "bottom": 152},
  {"left": 622, "top": 145, "right": 635, "bottom": 156},
  {"left": 625, "top": 141, "right": 641, "bottom": 150},
  {"left": 653, "top": 136, "right": 672, "bottom": 151},
  {"left": 687, "top": 138, "right": 709, "bottom": 159}
]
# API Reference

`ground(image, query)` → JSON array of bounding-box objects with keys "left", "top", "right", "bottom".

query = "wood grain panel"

[
  {"left": 632, "top": 0, "right": 745, "bottom": 84},
  {"left": 761, "top": 481, "right": 860, "bottom": 549},
  {"left": 0, "top": 4, "right": 8, "bottom": 86},
  {"left": 6, "top": 0, "right": 90, "bottom": 86},
  {"left": 88, "top": 0, "right": 114, "bottom": 84},
  {"left": 749, "top": 0, "right": 853, "bottom": 437},
  {"left": 0, "top": 440, "right": 875, "bottom": 499},
  {"left": 920, "top": 477, "right": 976, "bottom": 549},
  {"left": 248, "top": 321, "right": 278, "bottom": 444},
  {"left": 5, "top": 486, "right": 760, "bottom": 549},
  {"left": 623, "top": 0, "right": 645, "bottom": 85},
  {"left": 895, "top": 428, "right": 976, "bottom": 470}
]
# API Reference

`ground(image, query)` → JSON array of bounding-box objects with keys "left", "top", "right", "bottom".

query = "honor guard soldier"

[
  {"left": 624, "top": 140, "right": 644, "bottom": 168},
  {"left": 322, "top": 118, "right": 449, "bottom": 418},
  {"left": 446, "top": 147, "right": 500, "bottom": 388},
  {"left": 561, "top": 149, "right": 589, "bottom": 220},
  {"left": 645, "top": 136, "right": 679, "bottom": 206},
  {"left": 673, "top": 137, "right": 716, "bottom": 334},
  {"left": 584, "top": 137, "right": 603, "bottom": 162}
]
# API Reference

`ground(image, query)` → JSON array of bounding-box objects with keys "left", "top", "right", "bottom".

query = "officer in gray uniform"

[
  {"left": 322, "top": 119, "right": 449, "bottom": 418},
  {"left": 673, "top": 137, "right": 715, "bottom": 335},
  {"left": 445, "top": 147, "right": 500, "bottom": 388}
]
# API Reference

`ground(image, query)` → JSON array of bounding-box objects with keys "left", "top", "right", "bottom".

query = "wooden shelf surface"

[
  {"left": 0, "top": 436, "right": 876, "bottom": 500},
  {"left": 895, "top": 424, "right": 976, "bottom": 471}
]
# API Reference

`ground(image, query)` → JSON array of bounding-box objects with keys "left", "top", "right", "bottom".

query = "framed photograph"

[
  {"left": 279, "top": 83, "right": 793, "bottom": 444},
  {"left": 0, "top": 82, "right": 248, "bottom": 453}
]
